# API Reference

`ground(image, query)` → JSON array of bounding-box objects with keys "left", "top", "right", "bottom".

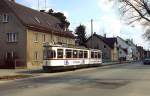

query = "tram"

[{"left": 43, "top": 43, "right": 102, "bottom": 71}]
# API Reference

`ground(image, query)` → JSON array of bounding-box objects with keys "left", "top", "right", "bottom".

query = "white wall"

[{"left": 117, "top": 37, "right": 133, "bottom": 61}]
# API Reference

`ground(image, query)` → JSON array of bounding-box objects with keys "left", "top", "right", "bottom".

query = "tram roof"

[{"left": 43, "top": 44, "right": 102, "bottom": 52}]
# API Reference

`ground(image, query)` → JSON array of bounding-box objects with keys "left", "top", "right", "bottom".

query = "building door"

[{"left": 5, "top": 52, "right": 15, "bottom": 69}]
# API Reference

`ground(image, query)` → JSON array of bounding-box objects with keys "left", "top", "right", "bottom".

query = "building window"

[
  {"left": 104, "top": 45, "right": 106, "bottom": 48},
  {"left": 7, "top": 33, "right": 18, "bottom": 42},
  {"left": 57, "top": 49, "right": 63, "bottom": 58},
  {"left": 5, "top": 52, "right": 12, "bottom": 59},
  {"left": 34, "top": 16, "right": 40, "bottom": 23},
  {"left": 34, "top": 51, "right": 38, "bottom": 60},
  {"left": 2, "top": 14, "right": 8, "bottom": 23},
  {"left": 34, "top": 33, "right": 38, "bottom": 42},
  {"left": 5, "top": 51, "right": 16, "bottom": 59},
  {"left": 66, "top": 49, "right": 72, "bottom": 58},
  {"left": 120, "top": 51, "right": 122, "bottom": 54},
  {"left": 42, "top": 34, "right": 46, "bottom": 42}
]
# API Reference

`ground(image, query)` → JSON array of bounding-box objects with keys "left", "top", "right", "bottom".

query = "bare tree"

[
  {"left": 119, "top": 0, "right": 150, "bottom": 41},
  {"left": 144, "top": 28, "right": 150, "bottom": 41}
]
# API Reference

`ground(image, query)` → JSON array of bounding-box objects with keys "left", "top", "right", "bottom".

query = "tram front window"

[
  {"left": 98, "top": 52, "right": 101, "bottom": 59},
  {"left": 44, "top": 50, "right": 56, "bottom": 59},
  {"left": 95, "top": 52, "right": 98, "bottom": 58}
]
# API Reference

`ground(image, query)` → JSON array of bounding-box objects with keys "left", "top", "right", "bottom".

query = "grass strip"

[{"left": 0, "top": 75, "right": 33, "bottom": 80}]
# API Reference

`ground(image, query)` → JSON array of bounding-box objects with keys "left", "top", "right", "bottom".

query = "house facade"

[
  {"left": 145, "top": 50, "right": 150, "bottom": 58},
  {"left": 117, "top": 36, "right": 133, "bottom": 61},
  {"left": 137, "top": 46, "right": 145, "bottom": 60},
  {"left": 126, "top": 39, "right": 138, "bottom": 60},
  {"left": 86, "top": 33, "right": 118, "bottom": 62},
  {"left": 0, "top": 0, "right": 75, "bottom": 69},
  {"left": 104, "top": 37, "right": 118, "bottom": 61}
]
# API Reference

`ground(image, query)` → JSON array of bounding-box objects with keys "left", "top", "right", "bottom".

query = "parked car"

[{"left": 143, "top": 58, "right": 150, "bottom": 65}]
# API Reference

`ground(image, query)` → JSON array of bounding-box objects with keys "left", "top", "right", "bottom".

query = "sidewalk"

[
  {"left": 0, "top": 69, "right": 22, "bottom": 77},
  {"left": 0, "top": 61, "right": 135, "bottom": 79}
]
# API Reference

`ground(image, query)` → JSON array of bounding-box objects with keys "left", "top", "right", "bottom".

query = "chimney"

[
  {"left": 131, "top": 39, "right": 133, "bottom": 43},
  {"left": 104, "top": 33, "right": 106, "bottom": 38}
]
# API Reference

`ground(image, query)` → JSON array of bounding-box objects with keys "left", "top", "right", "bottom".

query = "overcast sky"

[{"left": 16, "top": 0, "right": 150, "bottom": 50}]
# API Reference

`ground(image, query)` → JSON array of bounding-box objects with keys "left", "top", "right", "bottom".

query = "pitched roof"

[
  {"left": 2, "top": 0, "right": 74, "bottom": 38},
  {"left": 87, "top": 33, "right": 117, "bottom": 49},
  {"left": 86, "top": 33, "right": 104, "bottom": 42},
  {"left": 104, "top": 38, "right": 118, "bottom": 48},
  {"left": 116, "top": 36, "right": 130, "bottom": 46}
]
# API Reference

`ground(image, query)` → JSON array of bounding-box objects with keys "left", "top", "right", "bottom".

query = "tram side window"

[
  {"left": 73, "top": 50, "right": 78, "bottom": 58},
  {"left": 91, "top": 52, "right": 94, "bottom": 58},
  {"left": 84, "top": 51, "right": 88, "bottom": 58},
  {"left": 66, "top": 49, "right": 72, "bottom": 58},
  {"left": 79, "top": 51, "right": 83, "bottom": 58},
  {"left": 47, "top": 50, "right": 56, "bottom": 58},
  {"left": 98, "top": 52, "right": 101, "bottom": 58},
  {"left": 95, "top": 52, "right": 98, "bottom": 58},
  {"left": 57, "top": 49, "right": 63, "bottom": 58}
]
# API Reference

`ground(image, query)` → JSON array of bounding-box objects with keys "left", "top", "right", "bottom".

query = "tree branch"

[{"left": 126, "top": 0, "right": 150, "bottom": 22}]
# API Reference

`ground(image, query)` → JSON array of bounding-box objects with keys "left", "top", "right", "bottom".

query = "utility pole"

[
  {"left": 38, "top": 0, "right": 39, "bottom": 10},
  {"left": 91, "top": 19, "right": 93, "bottom": 37},
  {"left": 91, "top": 19, "right": 93, "bottom": 49}
]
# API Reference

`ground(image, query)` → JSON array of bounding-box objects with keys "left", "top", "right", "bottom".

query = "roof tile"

[{"left": 3, "top": 0, "right": 74, "bottom": 38}]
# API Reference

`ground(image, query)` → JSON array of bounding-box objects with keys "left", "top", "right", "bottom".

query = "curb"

[{"left": 101, "top": 61, "right": 135, "bottom": 66}]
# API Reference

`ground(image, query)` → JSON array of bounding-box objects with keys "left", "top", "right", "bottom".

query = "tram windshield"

[
  {"left": 44, "top": 50, "right": 56, "bottom": 60},
  {"left": 98, "top": 52, "right": 101, "bottom": 59}
]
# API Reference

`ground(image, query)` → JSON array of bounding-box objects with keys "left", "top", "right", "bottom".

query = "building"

[
  {"left": 104, "top": 37, "right": 118, "bottom": 61},
  {"left": 145, "top": 51, "right": 150, "bottom": 58},
  {"left": 86, "top": 33, "right": 118, "bottom": 62},
  {"left": 116, "top": 36, "right": 133, "bottom": 61},
  {"left": 126, "top": 39, "right": 138, "bottom": 60},
  {"left": 137, "top": 46, "right": 145, "bottom": 60},
  {"left": 0, "top": 0, "right": 75, "bottom": 69}
]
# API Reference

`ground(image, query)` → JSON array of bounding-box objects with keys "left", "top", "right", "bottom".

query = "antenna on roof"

[
  {"left": 38, "top": 0, "right": 40, "bottom": 10},
  {"left": 45, "top": 0, "right": 47, "bottom": 10}
]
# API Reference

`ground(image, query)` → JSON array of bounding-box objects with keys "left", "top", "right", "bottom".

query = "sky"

[{"left": 16, "top": 0, "right": 150, "bottom": 50}]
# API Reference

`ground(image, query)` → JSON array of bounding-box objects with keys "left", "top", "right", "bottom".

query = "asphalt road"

[{"left": 0, "top": 62, "right": 150, "bottom": 96}]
